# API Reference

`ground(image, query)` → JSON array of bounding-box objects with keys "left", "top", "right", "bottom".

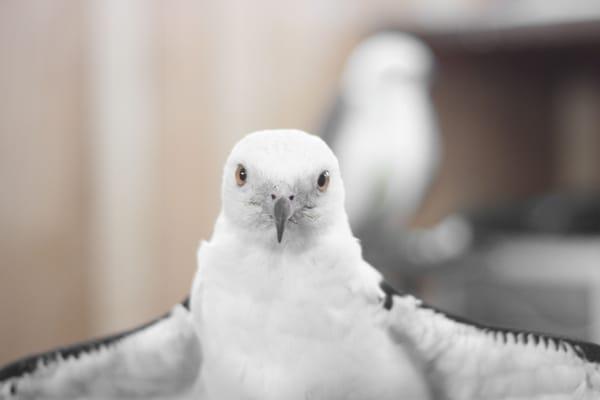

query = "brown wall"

[{"left": 0, "top": 0, "right": 87, "bottom": 362}]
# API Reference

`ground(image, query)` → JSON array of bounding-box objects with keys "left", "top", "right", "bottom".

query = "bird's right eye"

[
  {"left": 235, "top": 164, "right": 247, "bottom": 186},
  {"left": 317, "top": 170, "right": 330, "bottom": 192}
]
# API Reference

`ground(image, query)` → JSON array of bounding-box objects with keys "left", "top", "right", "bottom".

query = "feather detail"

[
  {"left": 0, "top": 303, "right": 200, "bottom": 400},
  {"left": 383, "top": 285, "right": 600, "bottom": 399}
]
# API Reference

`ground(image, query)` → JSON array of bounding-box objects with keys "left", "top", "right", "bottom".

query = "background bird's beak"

[{"left": 274, "top": 197, "right": 292, "bottom": 243}]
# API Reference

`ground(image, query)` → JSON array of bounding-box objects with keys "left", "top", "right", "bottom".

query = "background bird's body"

[
  {"left": 334, "top": 84, "right": 439, "bottom": 230},
  {"left": 326, "top": 33, "right": 441, "bottom": 231},
  {"left": 322, "top": 33, "right": 454, "bottom": 284},
  {"left": 192, "top": 213, "right": 430, "bottom": 400}
]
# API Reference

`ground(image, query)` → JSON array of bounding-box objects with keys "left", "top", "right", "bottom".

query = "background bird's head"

[
  {"left": 342, "top": 32, "right": 435, "bottom": 101},
  {"left": 220, "top": 130, "right": 349, "bottom": 247}
]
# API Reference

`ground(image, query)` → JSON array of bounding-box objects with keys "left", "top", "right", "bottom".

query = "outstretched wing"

[
  {"left": 0, "top": 299, "right": 200, "bottom": 400},
  {"left": 380, "top": 282, "right": 600, "bottom": 400}
]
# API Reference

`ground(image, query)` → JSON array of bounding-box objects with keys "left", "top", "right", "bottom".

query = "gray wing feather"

[
  {"left": 381, "top": 283, "right": 600, "bottom": 399},
  {"left": 0, "top": 301, "right": 200, "bottom": 400}
]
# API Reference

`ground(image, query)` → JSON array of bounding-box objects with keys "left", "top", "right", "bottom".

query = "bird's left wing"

[
  {"left": 380, "top": 283, "right": 600, "bottom": 400},
  {"left": 0, "top": 300, "right": 201, "bottom": 400}
]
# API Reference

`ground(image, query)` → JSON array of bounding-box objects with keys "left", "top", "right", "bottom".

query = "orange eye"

[
  {"left": 317, "top": 170, "right": 330, "bottom": 192},
  {"left": 235, "top": 164, "right": 247, "bottom": 186}
]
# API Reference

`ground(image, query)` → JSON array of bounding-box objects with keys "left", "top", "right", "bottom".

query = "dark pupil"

[
  {"left": 318, "top": 172, "right": 327, "bottom": 187},
  {"left": 239, "top": 168, "right": 247, "bottom": 181}
]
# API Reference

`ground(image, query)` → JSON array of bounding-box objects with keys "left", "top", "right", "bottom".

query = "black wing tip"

[
  {"left": 379, "top": 280, "right": 405, "bottom": 311},
  {"left": 181, "top": 296, "right": 190, "bottom": 310},
  {"left": 0, "top": 326, "right": 139, "bottom": 382},
  {"left": 572, "top": 340, "right": 600, "bottom": 363},
  {"left": 0, "top": 353, "right": 41, "bottom": 383},
  {"left": 0, "top": 297, "right": 191, "bottom": 382}
]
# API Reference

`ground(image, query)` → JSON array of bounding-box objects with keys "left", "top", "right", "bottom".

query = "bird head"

[{"left": 221, "top": 130, "right": 348, "bottom": 247}]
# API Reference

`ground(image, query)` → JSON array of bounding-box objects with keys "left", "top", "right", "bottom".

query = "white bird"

[
  {"left": 1, "top": 130, "right": 600, "bottom": 400},
  {"left": 322, "top": 33, "right": 441, "bottom": 232}
]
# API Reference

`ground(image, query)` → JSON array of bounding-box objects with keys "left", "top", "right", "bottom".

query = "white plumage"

[{"left": 1, "top": 130, "right": 599, "bottom": 400}]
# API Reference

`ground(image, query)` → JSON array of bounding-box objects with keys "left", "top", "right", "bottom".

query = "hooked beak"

[{"left": 273, "top": 197, "right": 292, "bottom": 243}]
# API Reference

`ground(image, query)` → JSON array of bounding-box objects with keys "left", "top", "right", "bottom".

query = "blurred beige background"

[{"left": 2, "top": 0, "right": 600, "bottom": 364}]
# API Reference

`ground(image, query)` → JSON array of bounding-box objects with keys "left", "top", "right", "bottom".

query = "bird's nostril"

[
  {"left": 271, "top": 194, "right": 277, "bottom": 200},
  {"left": 288, "top": 195, "right": 295, "bottom": 201}
]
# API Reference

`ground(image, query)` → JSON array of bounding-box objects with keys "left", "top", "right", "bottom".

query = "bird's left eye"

[{"left": 317, "top": 170, "right": 330, "bottom": 192}]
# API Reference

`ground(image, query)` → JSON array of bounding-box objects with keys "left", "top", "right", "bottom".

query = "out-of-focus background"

[{"left": 2, "top": 0, "right": 600, "bottom": 365}]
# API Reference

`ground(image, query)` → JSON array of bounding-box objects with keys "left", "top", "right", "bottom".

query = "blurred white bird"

[
  {"left": 1, "top": 130, "right": 600, "bottom": 400},
  {"left": 323, "top": 32, "right": 441, "bottom": 232}
]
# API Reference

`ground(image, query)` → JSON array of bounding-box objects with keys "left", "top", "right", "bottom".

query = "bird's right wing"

[
  {"left": 0, "top": 300, "right": 201, "bottom": 400},
  {"left": 381, "top": 283, "right": 600, "bottom": 400}
]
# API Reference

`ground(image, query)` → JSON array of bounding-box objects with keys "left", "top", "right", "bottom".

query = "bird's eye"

[
  {"left": 317, "top": 170, "right": 330, "bottom": 192},
  {"left": 235, "top": 164, "right": 247, "bottom": 186}
]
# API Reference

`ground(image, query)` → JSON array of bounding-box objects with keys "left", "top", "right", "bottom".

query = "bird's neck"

[{"left": 201, "top": 212, "right": 368, "bottom": 298}]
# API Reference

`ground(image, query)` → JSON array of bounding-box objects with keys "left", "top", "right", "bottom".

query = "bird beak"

[{"left": 274, "top": 197, "right": 292, "bottom": 243}]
